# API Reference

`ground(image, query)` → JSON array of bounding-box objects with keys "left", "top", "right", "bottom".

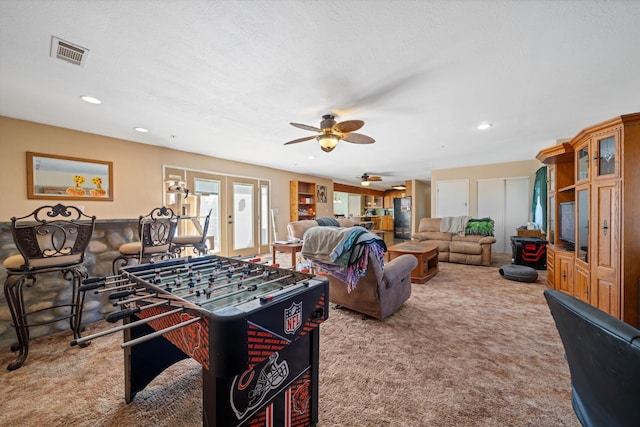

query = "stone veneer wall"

[{"left": 0, "top": 220, "right": 138, "bottom": 351}]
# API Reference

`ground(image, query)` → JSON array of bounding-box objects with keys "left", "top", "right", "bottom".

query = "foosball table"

[{"left": 75, "top": 254, "right": 329, "bottom": 427}]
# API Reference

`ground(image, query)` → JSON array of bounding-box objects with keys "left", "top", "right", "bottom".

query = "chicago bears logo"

[
  {"left": 284, "top": 301, "right": 302, "bottom": 335},
  {"left": 230, "top": 352, "right": 290, "bottom": 420}
]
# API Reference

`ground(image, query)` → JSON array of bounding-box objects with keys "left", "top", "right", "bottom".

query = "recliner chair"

[
  {"left": 328, "top": 250, "right": 417, "bottom": 320},
  {"left": 544, "top": 289, "right": 640, "bottom": 427}
]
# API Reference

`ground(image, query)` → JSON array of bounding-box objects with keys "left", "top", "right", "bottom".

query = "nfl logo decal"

[{"left": 285, "top": 301, "right": 302, "bottom": 335}]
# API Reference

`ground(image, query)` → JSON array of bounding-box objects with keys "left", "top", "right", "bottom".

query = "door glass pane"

[
  {"left": 194, "top": 178, "right": 220, "bottom": 253},
  {"left": 577, "top": 189, "right": 589, "bottom": 263},
  {"left": 598, "top": 136, "right": 615, "bottom": 175},
  {"left": 233, "top": 183, "right": 254, "bottom": 250},
  {"left": 577, "top": 146, "right": 589, "bottom": 181}
]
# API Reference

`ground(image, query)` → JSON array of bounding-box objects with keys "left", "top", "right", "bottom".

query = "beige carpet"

[{"left": 0, "top": 253, "right": 579, "bottom": 426}]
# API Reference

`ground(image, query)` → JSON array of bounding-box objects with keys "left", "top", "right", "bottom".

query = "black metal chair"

[
  {"left": 112, "top": 207, "right": 179, "bottom": 274},
  {"left": 544, "top": 289, "right": 640, "bottom": 427},
  {"left": 171, "top": 209, "right": 212, "bottom": 256},
  {"left": 2, "top": 204, "right": 96, "bottom": 370}
]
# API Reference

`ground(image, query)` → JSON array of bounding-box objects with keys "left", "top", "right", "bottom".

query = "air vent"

[{"left": 50, "top": 36, "right": 89, "bottom": 67}]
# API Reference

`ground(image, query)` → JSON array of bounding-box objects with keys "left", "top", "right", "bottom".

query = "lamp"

[
  {"left": 317, "top": 134, "right": 340, "bottom": 152},
  {"left": 361, "top": 180, "right": 370, "bottom": 187}
]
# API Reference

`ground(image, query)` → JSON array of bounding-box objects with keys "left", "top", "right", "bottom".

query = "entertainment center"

[{"left": 536, "top": 113, "right": 640, "bottom": 328}]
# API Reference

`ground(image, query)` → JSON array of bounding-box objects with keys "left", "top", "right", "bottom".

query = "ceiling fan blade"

[
  {"left": 284, "top": 135, "right": 316, "bottom": 145},
  {"left": 369, "top": 176, "right": 383, "bottom": 181},
  {"left": 343, "top": 133, "right": 375, "bottom": 144},
  {"left": 333, "top": 120, "right": 364, "bottom": 133},
  {"left": 290, "top": 122, "right": 321, "bottom": 132}
]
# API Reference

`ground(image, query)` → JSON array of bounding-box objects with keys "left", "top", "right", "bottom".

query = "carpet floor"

[{"left": 0, "top": 252, "right": 579, "bottom": 426}]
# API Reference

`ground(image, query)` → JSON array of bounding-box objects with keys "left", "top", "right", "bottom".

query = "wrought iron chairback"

[
  {"left": 138, "top": 206, "right": 179, "bottom": 256},
  {"left": 10, "top": 203, "right": 96, "bottom": 271}
]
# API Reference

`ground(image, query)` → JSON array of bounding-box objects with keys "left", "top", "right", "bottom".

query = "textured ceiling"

[{"left": 1, "top": 0, "right": 639, "bottom": 189}]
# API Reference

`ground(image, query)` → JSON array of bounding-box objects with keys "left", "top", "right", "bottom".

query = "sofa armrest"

[
  {"left": 479, "top": 236, "right": 496, "bottom": 244},
  {"left": 382, "top": 254, "right": 418, "bottom": 288}
]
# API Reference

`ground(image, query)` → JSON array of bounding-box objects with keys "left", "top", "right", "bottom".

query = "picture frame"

[
  {"left": 27, "top": 151, "right": 114, "bottom": 201},
  {"left": 316, "top": 185, "right": 327, "bottom": 203}
]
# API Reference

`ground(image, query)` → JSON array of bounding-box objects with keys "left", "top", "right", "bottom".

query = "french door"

[
  {"left": 176, "top": 169, "right": 270, "bottom": 258},
  {"left": 226, "top": 176, "right": 271, "bottom": 257}
]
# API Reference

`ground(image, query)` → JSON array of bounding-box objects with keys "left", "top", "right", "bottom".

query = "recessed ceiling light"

[
  {"left": 477, "top": 123, "right": 493, "bottom": 130},
  {"left": 308, "top": 155, "right": 315, "bottom": 160},
  {"left": 134, "top": 127, "right": 149, "bottom": 133},
  {"left": 81, "top": 96, "right": 101, "bottom": 104}
]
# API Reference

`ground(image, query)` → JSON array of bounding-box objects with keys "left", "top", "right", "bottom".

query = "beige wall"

[
  {"left": 430, "top": 159, "right": 543, "bottom": 217},
  {"left": 0, "top": 116, "right": 333, "bottom": 236},
  {"left": 411, "top": 179, "right": 431, "bottom": 232}
]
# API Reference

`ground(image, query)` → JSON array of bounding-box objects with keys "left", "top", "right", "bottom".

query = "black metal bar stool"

[
  {"left": 112, "top": 206, "right": 179, "bottom": 274},
  {"left": 2, "top": 204, "right": 96, "bottom": 370},
  {"left": 171, "top": 209, "right": 212, "bottom": 256}
]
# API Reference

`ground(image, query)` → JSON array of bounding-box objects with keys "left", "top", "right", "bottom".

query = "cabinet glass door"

[
  {"left": 597, "top": 135, "right": 616, "bottom": 176},
  {"left": 577, "top": 145, "right": 589, "bottom": 181},
  {"left": 576, "top": 188, "right": 589, "bottom": 263}
]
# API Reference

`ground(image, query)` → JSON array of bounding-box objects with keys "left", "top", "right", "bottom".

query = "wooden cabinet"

[
  {"left": 381, "top": 215, "right": 394, "bottom": 231},
  {"left": 536, "top": 113, "right": 640, "bottom": 327},
  {"left": 556, "top": 250, "right": 574, "bottom": 295},
  {"left": 545, "top": 246, "right": 555, "bottom": 289},
  {"left": 383, "top": 190, "right": 406, "bottom": 208},
  {"left": 574, "top": 261, "right": 590, "bottom": 304},
  {"left": 290, "top": 181, "right": 316, "bottom": 221}
]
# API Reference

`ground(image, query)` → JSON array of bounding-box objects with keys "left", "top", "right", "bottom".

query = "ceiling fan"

[
  {"left": 359, "top": 173, "right": 382, "bottom": 187},
  {"left": 284, "top": 114, "right": 375, "bottom": 152}
]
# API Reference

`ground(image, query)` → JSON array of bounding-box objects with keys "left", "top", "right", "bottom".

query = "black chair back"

[
  {"left": 138, "top": 206, "right": 179, "bottom": 256},
  {"left": 544, "top": 289, "right": 640, "bottom": 427},
  {"left": 10, "top": 203, "right": 96, "bottom": 271}
]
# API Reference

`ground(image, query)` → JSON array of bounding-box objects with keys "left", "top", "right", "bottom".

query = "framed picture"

[
  {"left": 27, "top": 151, "right": 114, "bottom": 201},
  {"left": 316, "top": 185, "right": 327, "bottom": 203}
]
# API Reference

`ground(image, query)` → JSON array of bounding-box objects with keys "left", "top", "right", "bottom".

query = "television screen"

[{"left": 559, "top": 201, "right": 575, "bottom": 246}]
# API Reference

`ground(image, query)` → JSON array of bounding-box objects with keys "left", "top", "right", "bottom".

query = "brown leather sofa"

[
  {"left": 411, "top": 217, "right": 495, "bottom": 266},
  {"left": 288, "top": 218, "right": 418, "bottom": 320}
]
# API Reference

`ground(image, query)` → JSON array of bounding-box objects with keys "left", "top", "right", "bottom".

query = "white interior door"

[
  {"left": 478, "top": 177, "right": 529, "bottom": 253},
  {"left": 436, "top": 179, "right": 469, "bottom": 217}
]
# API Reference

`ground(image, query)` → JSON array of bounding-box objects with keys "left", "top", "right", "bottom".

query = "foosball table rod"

[
  {"left": 69, "top": 305, "right": 184, "bottom": 347},
  {"left": 121, "top": 316, "right": 201, "bottom": 348}
]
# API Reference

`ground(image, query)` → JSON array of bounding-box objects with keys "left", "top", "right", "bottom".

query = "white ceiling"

[{"left": 1, "top": 1, "right": 639, "bottom": 189}]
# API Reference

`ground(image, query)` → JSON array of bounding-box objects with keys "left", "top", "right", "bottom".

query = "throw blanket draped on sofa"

[
  {"left": 302, "top": 226, "right": 386, "bottom": 292},
  {"left": 440, "top": 216, "right": 472, "bottom": 234}
]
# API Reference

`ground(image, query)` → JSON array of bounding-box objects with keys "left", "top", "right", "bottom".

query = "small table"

[
  {"left": 388, "top": 242, "right": 439, "bottom": 284},
  {"left": 271, "top": 242, "right": 303, "bottom": 268}
]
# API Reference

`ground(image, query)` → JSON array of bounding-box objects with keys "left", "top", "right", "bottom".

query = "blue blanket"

[{"left": 316, "top": 217, "right": 340, "bottom": 227}]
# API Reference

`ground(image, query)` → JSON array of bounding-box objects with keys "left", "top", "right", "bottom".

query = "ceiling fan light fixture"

[
  {"left": 361, "top": 180, "right": 370, "bottom": 187},
  {"left": 392, "top": 185, "right": 406, "bottom": 190},
  {"left": 317, "top": 134, "right": 340, "bottom": 152}
]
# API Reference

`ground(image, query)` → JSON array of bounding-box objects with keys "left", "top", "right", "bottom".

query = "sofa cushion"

[
  {"left": 287, "top": 218, "right": 356, "bottom": 240},
  {"left": 412, "top": 231, "right": 453, "bottom": 241},
  {"left": 449, "top": 241, "right": 483, "bottom": 255},
  {"left": 417, "top": 217, "right": 441, "bottom": 233},
  {"left": 449, "top": 252, "right": 483, "bottom": 265}
]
